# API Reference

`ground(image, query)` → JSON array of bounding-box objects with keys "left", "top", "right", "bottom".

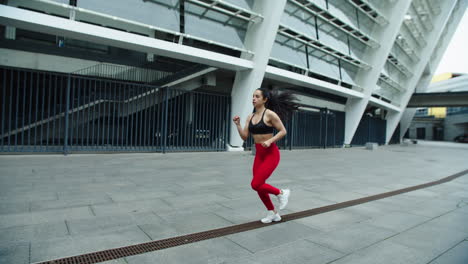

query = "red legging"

[{"left": 251, "top": 142, "right": 281, "bottom": 211}]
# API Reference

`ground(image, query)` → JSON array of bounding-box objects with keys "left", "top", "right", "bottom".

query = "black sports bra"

[{"left": 249, "top": 110, "right": 274, "bottom": 135}]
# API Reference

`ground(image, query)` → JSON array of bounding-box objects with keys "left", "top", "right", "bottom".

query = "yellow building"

[
  {"left": 427, "top": 107, "right": 446, "bottom": 118},
  {"left": 425, "top": 73, "right": 453, "bottom": 118}
]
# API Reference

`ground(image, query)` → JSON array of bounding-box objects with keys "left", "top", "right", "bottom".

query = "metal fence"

[
  {"left": 351, "top": 115, "right": 387, "bottom": 146},
  {"left": 73, "top": 63, "right": 172, "bottom": 84},
  {"left": 245, "top": 109, "right": 345, "bottom": 150},
  {"left": 0, "top": 66, "right": 230, "bottom": 153}
]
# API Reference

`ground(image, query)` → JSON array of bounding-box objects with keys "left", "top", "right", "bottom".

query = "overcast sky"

[{"left": 435, "top": 10, "right": 468, "bottom": 75}]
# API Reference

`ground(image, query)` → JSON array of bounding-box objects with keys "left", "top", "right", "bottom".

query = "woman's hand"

[
  {"left": 233, "top": 116, "right": 241, "bottom": 126},
  {"left": 261, "top": 140, "right": 271, "bottom": 148}
]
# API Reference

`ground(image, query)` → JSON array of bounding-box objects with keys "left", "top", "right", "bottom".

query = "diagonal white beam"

[
  {"left": 399, "top": 0, "right": 467, "bottom": 142},
  {"left": 386, "top": 0, "right": 465, "bottom": 144},
  {"left": 229, "top": 0, "right": 287, "bottom": 148},
  {"left": 264, "top": 66, "right": 364, "bottom": 100},
  {"left": 343, "top": 0, "right": 412, "bottom": 145},
  {"left": 368, "top": 97, "right": 401, "bottom": 113},
  {"left": 0, "top": 5, "right": 253, "bottom": 71}
]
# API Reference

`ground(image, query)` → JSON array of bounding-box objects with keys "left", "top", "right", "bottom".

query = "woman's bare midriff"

[{"left": 253, "top": 134, "right": 274, "bottom": 144}]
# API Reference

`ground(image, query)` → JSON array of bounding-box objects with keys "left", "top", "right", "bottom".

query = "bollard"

[{"left": 365, "top": 142, "right": 378, "bottom": 150}]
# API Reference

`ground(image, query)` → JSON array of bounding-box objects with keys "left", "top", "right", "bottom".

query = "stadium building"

[{"left": 0, "top": 0, "right": 466, "bottom": 153}]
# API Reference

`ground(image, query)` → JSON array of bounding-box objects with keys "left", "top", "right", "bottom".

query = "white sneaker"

[
  {"left": 261, "top": 210, "right": 281, "bottom": 224},
  {"left": 278, "top": 189, "right": 290, "bottom": 210}
]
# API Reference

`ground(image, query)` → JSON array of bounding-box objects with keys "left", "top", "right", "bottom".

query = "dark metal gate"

[
  {"left": 0, "top": 66, "right": 230, "bottom": 153},
  {"left": 351, "top": 115, "right": 387, "bottom": 146},
  {"left": 245, "top": 108, "right": 345, "bottom": 150}
]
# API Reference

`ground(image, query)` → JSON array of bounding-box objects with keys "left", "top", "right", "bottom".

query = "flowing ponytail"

[{"left": 257, "top": 88, "right": 299, "bottom": 121}]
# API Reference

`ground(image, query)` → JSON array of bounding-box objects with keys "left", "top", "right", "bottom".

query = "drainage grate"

[{"left": 37, "top": 169, "right": 468, "bottom": 264}]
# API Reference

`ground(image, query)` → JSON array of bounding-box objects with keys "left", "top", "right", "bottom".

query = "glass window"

[
  {"left": 78, "top": 0, "right": 180, "bottom": 33},
  {"left": 316, "top": 17, "right": 349, "bottom": 56},
  {"left": 185, "top": 3, "right": 247, "bottom": 49},
  {"left": 314, "top": 0, "right": 328, "bottom": 10},
  {"left": 357, "top": 13, "right": 376, "bottom": 37},
  {"left": 348, "top": 37, "right": 366, "bottom": 59},
  {"left": 367, "top": 0, "right": 392, "bottom": 16},
  {"left": 392, "top": 44, "right": 413, "bottom": 68},
  {"left": 308, "top": 49, "right": 340, "bottom": 80},
  {"left": 271, "top": 36, "right": 308, "bottom": 68},
  {"left": 340, "top": 61, "right": 358, "bottom": 85},
  {"left": 281, "top": 2, "right": 317, "bottom": 39},
  {"left": 399, "top": 26, "right": 421, "bottom": 60},
  {"left": 327, "top": 0, "right": 359, "bottom": 29}
]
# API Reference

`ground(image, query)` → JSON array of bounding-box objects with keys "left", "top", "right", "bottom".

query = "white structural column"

[
  {"left": 343, "top": 0, "right": 411, "bottom": 146},
  {"left": 386, "top": 0, "right": 464, "bottom": 143},
  {"left": 399, "top": 74, "right": 432, "bottom": 139},
  {"left": 397, "top": 0, "right": 467, "bottom": 141},
  {"left": 228, "top": 0, "right": 287, "bottom": 148}
]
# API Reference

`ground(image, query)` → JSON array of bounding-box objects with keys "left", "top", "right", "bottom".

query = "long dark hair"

[{"left": 256, "top": 88, "right": 299, "bottom": 121}]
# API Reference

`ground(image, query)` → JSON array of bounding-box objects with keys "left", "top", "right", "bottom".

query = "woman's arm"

[
  {"left": 233, "top": 114, "right": 251, "bottom": 141},
  {"left": 262, "top": 110, "right": 286, "bottom": 147}
]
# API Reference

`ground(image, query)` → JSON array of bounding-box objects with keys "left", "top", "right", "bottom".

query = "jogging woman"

[{"left": 233, "top": 88, "right": 298, "bottom": 223}]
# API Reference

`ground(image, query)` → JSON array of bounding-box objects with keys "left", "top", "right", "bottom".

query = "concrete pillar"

[
  {"left": 399, "top": 74, "right": 432, "bottom": 141},
  {"left": 344, "top": 0, "right": 412, "bottom": 146},
  {"left": 229, "top": 0, "right": 287, "bottom": 148},
  {"left": 385, "top": 0, "right": 464, "bottom": 144},
  {"left": 389, "top": 0, "right": 468, "bottom": 143}
]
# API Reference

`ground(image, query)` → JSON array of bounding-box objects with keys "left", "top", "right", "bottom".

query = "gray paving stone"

[
  {"left": 98, "top": 259, "right": 128, "bottom": 264},
  {"left": 430, "top": 240, "right": 468, "bottom": 264},
  {"left": 387, "top": 221, "right": 467, "bottom": 260},
  {"left": 405, "top": 197, "right": 462, "bottom": 218},
  {"left": 213, "top": 206, "right": 270, "bottom": 225},
  {"left": 67, "top": 215, "right": 136, "bottom": 236},
  {"left": 30, "top": 237, "right": 81, "bottom": 263},
  {"left": 340, "top": 200, "right": 404, "bottom": 218},
  {"left": 0, "top": 191, "right": 58, "bottom": 203},
  {"left": 106, "top": 190, "right": 174, "bottom": 203},
  {"left": 426, "top": 210, "right": 468, "bottom": 235},
  {"left": 72, "top": 226, "right": 151, "bottom": 255},
  {"left": 251, "top": 239, "right": 344, "bottom": 264},
  {"left": 274, "top": 188, "right": 336, "bottom": 212},
  {"left": 306, "top": 222, "right": 397, "bottom": 254},
  {"left": 137, "top": 222, "right": 180, "bottom": 241},
  {"left": 161, "top": 193, "right": 230, "bottom": 209},
  {"left": 216, "top": 196, "right": 268, "bottom": 212},
  {"left": 30, "top": 195, "right": 113, "bottom": 211},
  {"left": 226, "top": 221, "right": 322, "bottom": 253},
  {"left": 0, "top": 201, "right": 30, "bottom": 215},
  {"left": 293, "top": 209, "right": 370, "bottom": 232},
  {"left": 0, "top": 212, "right": 33, "bottom": 229},
  {"left": 0, "top": 221, "right": 68, "bottom": 245},
  {"left": 0, "top": 242, "right": 29, "bottom": 264},
  {"left": 31, "top": 206, "right": 94, "bottom": 225},
  {"left": 91, "top": 198, "right": 172, "bottom": 216},
  {"left": 303, "top": 190, "right": 365, "bottom": 204},
  {"left": 212, "top": 189, "right": 254, "bottom": 200},
  {"left": 402, "top": 189, "right": 443, "bottom": 199},
  {"left": 359, "top": 211, "right": 431, "bottom": 233},
  {"left": 158, "top": 211, "right": 234, "bottom": 235},
  {"left": 330, "top": 240, "right": 433, "bottom": 264},
  {"left": 1, "top": 142, "right": 467, "bottom": 263},
  {"left": 125, "top": 238, "right": 252, "bottom": 264},
  {"left": 377, "top": 194, "right": 431, "bottom": 212}
]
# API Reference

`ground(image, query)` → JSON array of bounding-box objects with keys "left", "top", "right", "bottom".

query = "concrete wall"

[
  {"left": 408, "top": 120, "right": 441, "bottom": 140},
  {"left": 444, "top": 113, "right": 468, "bottom": 141}
]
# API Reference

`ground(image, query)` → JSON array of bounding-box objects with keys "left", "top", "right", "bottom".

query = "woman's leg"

[{"left": 251, "top": 144, "right": 281, "bottom": 210}]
